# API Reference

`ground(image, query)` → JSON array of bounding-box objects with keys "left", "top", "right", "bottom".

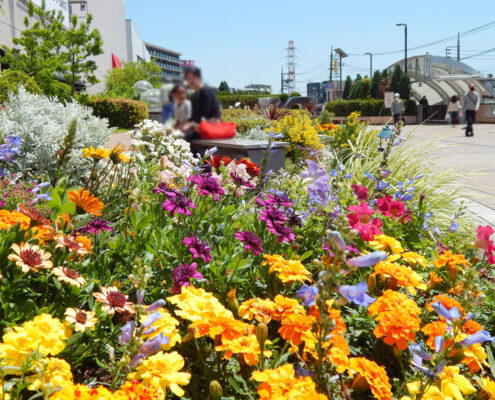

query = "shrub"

[
  {"left": 325, "top": 99, "right": 416, "bottom": 116},
  {"left": 221, "top": 109, "right": 268, "bottom": 134},
  {"left": 318, "top": 112, "right": 366, "bottom": 155},
  {"left": 0, "top": 71, "right": 41, "bottom": 103},
  {"left": 289, "top": 91, "right": 301, "bottom": 97},
  {"left": 279, "top": 93, "right": 289, "bottom": 104},
  {"left": 88, "top": 97, "right": 148, "bottom": 128},
  {"left": 318, "top": 109, "right": 335, "bottom": 124},
  {"left": 217, "top": 93, "right": 274, "bottom": 108},
  {"left": 0, "top": 87, "right": 113, "bottom": 182}
]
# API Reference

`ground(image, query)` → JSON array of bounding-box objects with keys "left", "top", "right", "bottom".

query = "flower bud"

[
  {"left": 226, "top": 289, "right": 239, "bottom": 314},
  {"left": 209, "top": 380, "right": 223, "bottom": 400},
  {"left": 256, "top": 323, "right": 268, "bottom": 348},
  {"left": 367, "top": 274, "right": 376, "bottom": 292}
]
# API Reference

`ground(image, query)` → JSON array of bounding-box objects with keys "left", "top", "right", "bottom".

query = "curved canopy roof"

[{"left": 387, "top": 55, "right": 495, "bottom": 105}]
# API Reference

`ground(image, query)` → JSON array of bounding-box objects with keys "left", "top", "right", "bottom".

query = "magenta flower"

[
  {"left": 78, "top": 218, "right": 113, "bottom": 234},
  {"left": 259, "top": 206, "right": 287, "bottom": 226},
  {"left": 257, "top": 193, "right": 293, "bottom": 208},
  {"left": 187, "top": 173, "right": 225, "bottom": 200},
  {"left": 351, "top": 184, "right": 369, "bottom": 200},
  {"left": 153, "top": 183, "right": 179, "bottom": 198},
  {"left": 271, "top": 223, "right": 295, "bottom": 243},
  {"left": 171, "top": 262, "right": 203, "bottom": 293},
  {"left": 162, "top": 194, "right": 197, "bottom": 216},
  {"left": 230, "top": 173, "right": 255, "bottom": 189},
  {"left": 234, "top": 231, "right": 263, "bottom": 255},
  {"left": 183, "top": 236, "right": 212, "bottom": 263}
]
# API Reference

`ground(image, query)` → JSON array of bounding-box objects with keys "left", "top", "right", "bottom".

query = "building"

[
  {"left": 145, "top": 42, "right": 182, "bottom": 83},
  {"left": 125, "top": 19, "right": 150, "bottom": 63},
  {"left": 244, "top": 84, "right": 271, "bottom": 94}
]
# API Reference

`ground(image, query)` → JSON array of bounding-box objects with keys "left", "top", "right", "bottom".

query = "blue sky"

[{"left": 125, "top": 0, "right": 495, "bottom": 94}]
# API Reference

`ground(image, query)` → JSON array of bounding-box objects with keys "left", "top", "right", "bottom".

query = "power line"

[{"left": 461, "top": 48, "right": 495, "bottom": 60}]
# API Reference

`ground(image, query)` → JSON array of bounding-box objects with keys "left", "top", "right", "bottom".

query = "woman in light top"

[
  {"left": 171, "top": 84, "right": 192, "bottom": 130},
  {"left": 446, "top": 95, "right": 462, "bottom": 127}
]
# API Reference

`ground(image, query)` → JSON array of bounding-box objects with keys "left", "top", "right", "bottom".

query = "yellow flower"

[
  {"left": 49, "top": 384, "right": 113, "bottom": 399},
  {"left": 369, "top": 235, "right": 404, "bottom": 254},
  {"left": 140, "top": 308, "right": 181, "bottom": 350},
  {"left": 215, "top": 334, "right": 272, "bottom": 366},
  {"left": 28, "top": 357, "right": 73, "bottom": 391},
  {"left": 114, "top": 380, "right": 162, "bottom": 400},
  {"left": 8, "top": 242, "right": 53, "bottom": 273},
  {"left": 402, "top": 381, "right": 445, "bottom": 400},
  {"left": 438, "top": 366, "right": 476, "bottom": 400},
  {"left": 401, "top": 251, "right": 429, "bottom": 268},
  {"left": 0, "top": 209, "right": 31, "bottom": 231},
  {"left": 65, "top": 308, "right": 97, "bottom": 332},
  {"left": 127, "top": 351, "right": 191, "bottom": 398},
  {"left": 348, "top": 357, "right": 392, "bottom": 400},
  {"left": 479, "top": 377, "right": 495, "bottom": 399},
  {"left": 373, "top": 260, "right": 426, "bottom": 294},
  {"left": 263, "top": 254, "right": 311, "bottom": 284},
  {"left": 82, "top": 146, "right": 110, "bottom": 160}
]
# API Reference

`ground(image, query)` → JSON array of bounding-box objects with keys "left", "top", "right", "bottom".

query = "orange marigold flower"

[
  {"left": 349, "top": 357, "right": 393, "bottom": 400},
  {"left": 215, "top": 334, "right": 272, "bottom": 366},
  {"left": 75, "top": 235, "right": 92, "bottom": 252},
  {"left": 279, "top": 312, "right": 316, "bottom": 348},
  {"left": 373, "top": 261, "right": 426, "bottom": 293},
  {"left": 239, "top": 298, "right": 277, "bottom": 324},
  {"left": 93, "top": 286, "right": 135, "bottom": 315},
  {"left": 113, "top": 379, "right": 162, "bottom": 400},
  {"left": 67, "top": 188, "right": 104, "bottom": 216},
  {"left": 326, "top": 334, "right": 351, "bottom": 373},
  {"left": 428, "top": 271, "right": 443, "bottom": 288},
  {"left": 368, "top": 290, "right": 421, "bottom": 350},
  {"left": 463, "top": 319, "right": 484, "bottom": 335},
  {"left": 8, "top": 242, "right": 53, "bottom": 273},
  {"left": 0, "top": 209, "right": 31, "bottom": 231},
  {"left": 271, "top": 295, "right": 306, "bottom": 321},
  {"left": 422, "top": 320, "right": 447, "bottom": 350},
  {"left": 263, "top": 254, "right": 311, "bottom": 284},
  {"left": 433, "top": 251, "right": 470, "bottom": 270},
  {"left": 191, "top": 311, "right": 251, "bottom": 341},
  {"left": 31, "top": 225, "right": 56, "bottom": 243}
]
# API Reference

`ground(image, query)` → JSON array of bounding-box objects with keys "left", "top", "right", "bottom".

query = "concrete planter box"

[{"left": 331, "top": 115, "right": 417, "bottom": 125}]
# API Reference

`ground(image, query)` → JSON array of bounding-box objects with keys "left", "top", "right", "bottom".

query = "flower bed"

[{"left": 0, "top": 97, "right": 494, "bottom": 400}]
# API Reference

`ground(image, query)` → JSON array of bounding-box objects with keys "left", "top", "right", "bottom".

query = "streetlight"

[
  {"left": 364, "top": 52, "right": 372, "bottom": 77},
  {"left": 396, "top": 23, "right": 408, "bottom": 74},
  {"left": 334, "top": 48, "right": 348, "bottom": 99}
]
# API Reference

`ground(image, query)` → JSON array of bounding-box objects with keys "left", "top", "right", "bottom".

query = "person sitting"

[{"left": 171, "top": 84, "right": 191, "bottom": 130}]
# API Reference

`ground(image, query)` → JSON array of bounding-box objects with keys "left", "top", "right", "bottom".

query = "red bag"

[{"left": 197, "top": 121, "right": 237, "bottom": 140}]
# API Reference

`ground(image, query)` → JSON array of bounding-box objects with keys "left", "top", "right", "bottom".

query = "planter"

[{"left": 331, "top": 115, "right": 417, "bottom": 125}]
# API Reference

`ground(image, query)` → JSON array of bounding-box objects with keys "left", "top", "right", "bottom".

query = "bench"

[{"left": 192, "top": 139, "right": 289, "bottom": 171}]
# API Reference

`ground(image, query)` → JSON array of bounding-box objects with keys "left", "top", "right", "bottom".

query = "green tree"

[
  {"left": 360, "top": 77, "right": 371, "bottom": 99},
  {"left": 368, "top": 70, "right": 382, "bottom": 99},
  {"left": 398, "top": 73, "right": 411, "bottom": 99},
  {"left": 104, "top": 61, "right": 162, "bottom": 98},
  {"left": 62, "top": 14, "right": 103, "bottom": 97},
  {"left": 343, "top": 75, "right": 352, "bottom": 100},
  {"left": 279, "top": 93, "right": 289, "bottom": 104},
  {"left": 218, "top": 81, "right": 230, "bottom": 93},
  {"left": 289, "top": 91, "right": 301, "bottom": 97},
  {"left": 390, "top": 65, "right": 402, "bottom": 94},
  {"left": 382, "top": 68, "right": 389, "bottom": 79},
  {"left": 349, "top": 74, "right": 362, "bottom": 100}
]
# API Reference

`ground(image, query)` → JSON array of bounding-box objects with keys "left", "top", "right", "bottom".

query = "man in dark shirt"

[{"left": 181, "top": 67, "right": 220, "bottom": 153}]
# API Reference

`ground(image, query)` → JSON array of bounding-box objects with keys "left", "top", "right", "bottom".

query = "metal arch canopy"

[{"left": 386, "top": 55, "right": 495, "bottom": 105}]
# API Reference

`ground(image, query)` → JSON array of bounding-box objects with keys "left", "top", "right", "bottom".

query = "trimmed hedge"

[
  {"left": 325, "top": 99, "right": 416, "bottom": 116},
  {"left": 217, "top": 93, "right": 275, "bottom": 108},
  {"left": 0, "top": 70, "right": 41, "bottom": 103},
  {"left": 88, "top": 97, "right": 148, "bottom": 128},
  {"left": 221, "top": 109, "right": 268, "bottom": 134}
]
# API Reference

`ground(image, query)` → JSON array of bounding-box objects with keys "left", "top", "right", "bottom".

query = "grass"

[{"left": 112, "top": 127, "right": 131, "bottom": 134}]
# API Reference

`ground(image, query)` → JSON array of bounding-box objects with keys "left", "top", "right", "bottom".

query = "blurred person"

[
  {"left": 446, "top": 95, "right": 462, "bottom": 127},
  {"left": 463, "top": 83, "right": 480, "bottom": 137},
  {"left": 160, "top": 80, "right": 175, "bottom": 123},
  {"left": 171, "top": 84, "right": 191, "bottom": 130},
  {"left": 419, "top": 95, "right": 429, "bottom": 121},
  {"left": 391, "top": 93, "right": 404, "bottom": 125}
]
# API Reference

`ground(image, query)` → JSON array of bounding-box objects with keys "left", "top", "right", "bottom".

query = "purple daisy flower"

[
  {"left": 183, "top": 236, "right": 212, "bottom": 263},
  {"left": 171, "top": 262, "right": 203, "bottom": 293},
  {"left": 259, "top": 206, "right": 287, "bottom": 226},
  {"left": 230, "top": 173, "right": 255, "bottom": 189},
  {"left": 162, "top": 194, "right": 197, "bottom": 216},
  {"left": 153, "top": 183, "right": 179, "bottom": 198},
  {"left": 287, "top": 211, "right": 302, "bottom": 227},
  {"left": 78, "top": 218, "right": 113, "bottom": 234},
  {"left": 187, "top": 173, "right": 225, "bottom": 200},
  {"left": 234, "top": 231, "right": 263, "bottom": 256},
  {"left": 270, "top": 222, "right": 295, "bottom": 243},
  {"left": 264, "top": 193, "right": 293, "bottom": 208}
]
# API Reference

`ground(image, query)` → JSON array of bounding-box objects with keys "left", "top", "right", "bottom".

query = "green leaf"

[
  {"left": 45, "top": 186, "right": 62, "bottom": 209},
  {"left": 299, "top": 250, "right": 313, "bottom": 262},
  {"left": 486, "top": 345, "right": 495, "bottom": 377}
]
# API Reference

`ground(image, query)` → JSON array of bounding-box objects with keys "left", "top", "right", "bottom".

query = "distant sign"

[
  {"left": 181, "top": 60, "right": 195, "bottom": 67},
  {"left": 384, "top": 92, "right": 394, "bottom": 108},
  {"left": 325, "top": 82, "right": 333, "bottom": 89},
  {"left": 31, "top": 0, "right": 70, "bottom": 27}
]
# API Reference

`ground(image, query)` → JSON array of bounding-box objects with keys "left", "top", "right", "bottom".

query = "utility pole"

[
  {"left": 457, "top": 32, "right": 460, "bottom": 61},
  {"left": 335, "top": 48, "right": 348, "bottom": 99},
  {"left": 281, "top": 66, "right": 284, "bottom": 93},
  {"left": 329, "top": 46, "right": 333, "bottom": 83}
]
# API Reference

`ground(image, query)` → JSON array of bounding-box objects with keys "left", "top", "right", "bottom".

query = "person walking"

[
  {"left": 463, "top": 84, "right": 480, "bottom": 137},
  {"left": 391, "top": 93, "right": 405, "bottom": 125},
  {"left": 446, "top": 95, "right": 462, "bottom": 127},
  {"left": 419, "top": 95, "right": 429, "bottom": 121}
]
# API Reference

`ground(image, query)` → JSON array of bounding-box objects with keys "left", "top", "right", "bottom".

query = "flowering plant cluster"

[
  {"left": 318, "top": 111, "right": 366, "bottom": 154},
  {"left": 0, "top": 103, "right": 494, "bottom": 400}
]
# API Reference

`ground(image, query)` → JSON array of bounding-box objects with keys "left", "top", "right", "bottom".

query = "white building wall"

[{"left": 125, "top": 19, "right": 150, "bottom": 63}]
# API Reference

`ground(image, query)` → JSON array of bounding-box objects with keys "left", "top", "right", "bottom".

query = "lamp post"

[
  {"left": 396, "top": 23, "right": 408, "bottom": 74},
  {"left": 365, "top": 52, "right": 372, "bottom": 77},
  {"left": 334, "top": 48, "right": 348, "bottom": 99},
  {"left": 378, "top": 124, "right": 393, "bottom": 152}
]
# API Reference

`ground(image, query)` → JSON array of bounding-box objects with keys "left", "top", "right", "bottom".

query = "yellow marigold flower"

[
  {"left": 348, "top": 357, "right": 392, "bottom": 400},
  {"left": 402, "top": 381, "right": 445, "bottom": 400},
  {"left": 28, "top": 357, "right": 73, "bottom": 391},
  {"left": 93, "top": 286, "right": 135, "bottom": 316},
  {"left": 0, "top": 209, "right": 31, "bottom": 231},
  {"left": 433, "top": 251, "right": 470, "bottom": 275},
  {"left": 119, "top": 153, "right": 131, "bottom": 163},
  {"left": 272, "top": 295, "right": 306, "bottom": 320},
  {"left": 67, "top": 188, "right": 104, "bottom": 216},
  {"left": 64, "top": 308, "right": 97, "bottom": 332},
  {"left": 373, "top": 261, "right": 426, "bottom": 294},
  {"left": 8, "top": 242, "right": 53, "bottom": 273},
  {"left": 369, "top": 235, "right": 404, "bottom": 254},
  {"left": 53, "top": 267, "right": 87, "bottom": 288},
  {"left": 368, "top": 290, "right": 421, "bottom": 350},
  {"left": 140, "top": 308, "right": 181, "bottom": 350},
  {"left": 438, "top": 366, "right": 476, "bottom": 400},
  {"left": 215, "top": 334, "right": 272, "bottom": 366},
  {"left": 114, "top": 380, "right": 162, "bottom": 400},
  {"left": 454, "top": 332, "right": 488, "bottom": 373},
  {"left": 127, "top": 351, "right": 191, "bottom": 398},
  {"left": 479, "top": 377, "right": 495, "bottom": 400},
  {"left": 49, "top": 384, "right": 113, "bottom": 399},
  {"left": 82, "top": 146, "right": 110, "bottom": 160},
  {"left": 191, "top": 311, "right": 251, "bottom": 341},
  {"left": 239, "top": 298, "right": 277, "bottom": 324},
  {"left": 263, "top": 254, "right": 311, "bottom": 284},
  {"left": 252, "top": 364, "right": 328, "bottom": 400},
  {"left": 401, "top": 251, "right": 428, "bottom": 268}
]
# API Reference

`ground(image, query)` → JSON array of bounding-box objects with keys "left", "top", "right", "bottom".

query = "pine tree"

[
  {"left": 343, "top": 75, "right": 352, "bottom": 99},
  {"left": 390, "top": 65, "right": 402, "bottom": 94},
  {"left": 218, "top": 81, "right": 230, "bottom": 93},
  {"left": 349, "top": 74, "right": 362, "bottom": 100},
  {"left": 369, "top": 70, "right": 382, "bottom": 99},
  {"left": 398, "top": 73, "right": 411, "bottom": 99}
]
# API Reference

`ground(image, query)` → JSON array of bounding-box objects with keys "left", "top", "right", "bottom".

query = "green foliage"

[
  {"left": 221, "top": 109, "right": 268, "bottom": 134},
  {"left": 218, "top": 81, "right": 230, "bottom": 93},
  {"left": 398, "top": 73, "right": 411, "bottom": 99},
  {"left": 368, "top": 70, "right": 382, "bottom": 99},
  {"left": 103, "top": 61, "right": 162, "bottom": 99},
  {"left": 343, "top": 75, "right": 352, "bottom": 100},
  {"left": 318, "top": 109, "right": 335, "bottom": 124},
  {"left": 360, "top": 77, "right": 371, "bottom": 99},
  {"left": 325, "top": 99, "right": 416, "bottom": 116},
  {"left": 349, "top": 74, "right": 362, "bottom": 100},
  {"left": 216, "top": 93, "right": 274, "bottom": 108},
  {"left": 0, "top": 70, "right": 41, "bottom": 103},
  {"left": 390, "top": 65, "right": 402, "bottom": 94},
  {"left": 279, "top": 93, "right": 289, "bottom": 104},
  {"left": 289, "top": 91, "right": 301, "bottom": 97},
  {"left": 88, "top": 97, "right": 148, "bottom": 128}
]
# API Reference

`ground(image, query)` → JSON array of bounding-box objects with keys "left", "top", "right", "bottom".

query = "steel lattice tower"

[{"left": 285, "top": 40, "right": 296, "bottom": 94}]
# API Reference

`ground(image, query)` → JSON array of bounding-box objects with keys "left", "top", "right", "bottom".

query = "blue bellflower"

[
  {"left": 296, "top": 285, "right": 319, "bottom": 306},
  {"left": 338, "top": 282, "right": 376, "bottom": 307},
  {"left": 347, "top": 251, "right": 388, "bottom": 268}
]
